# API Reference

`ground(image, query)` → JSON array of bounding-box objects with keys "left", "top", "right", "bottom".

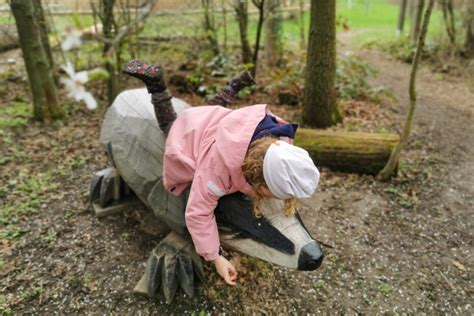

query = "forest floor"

[{"left": 1, "top": 38, "right": 473, "bottom": 314}]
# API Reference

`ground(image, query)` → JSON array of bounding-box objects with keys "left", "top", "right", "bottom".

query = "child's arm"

[
  {"left": 185, "top": 169, "right": 238, "bottom": 285},
  {"left": 185, "top": 177, "right": 221, "bottom": 261}
]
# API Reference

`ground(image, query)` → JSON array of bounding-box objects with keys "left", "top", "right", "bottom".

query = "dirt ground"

[{"left": 1, "top": 40, "right": 473, "bottom": 314}]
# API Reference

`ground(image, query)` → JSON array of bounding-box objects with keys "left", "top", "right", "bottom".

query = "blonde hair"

[{"left": 241, "top": 136, "right": 297, "bottom": 218}]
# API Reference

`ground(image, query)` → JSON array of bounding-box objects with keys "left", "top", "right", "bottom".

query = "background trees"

[{"left": 5, "top": 0, "right": 473, "bottom": 128}]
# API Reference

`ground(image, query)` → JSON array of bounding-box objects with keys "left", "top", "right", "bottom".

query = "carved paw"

[
  {"left": 89, "top": 167, "right": 137, "bottom": 217},
  {"left": 134, "top": 232, "right": 205, "bottom": 304}
]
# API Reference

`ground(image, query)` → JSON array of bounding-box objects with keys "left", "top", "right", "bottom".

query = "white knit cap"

[{"left": 263, "top": 141, "right": 319, "bottom": 200}]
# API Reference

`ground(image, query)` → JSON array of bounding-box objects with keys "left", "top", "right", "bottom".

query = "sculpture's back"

[{"left": 99, "top": 88, "right": 190, "bottom": 235}]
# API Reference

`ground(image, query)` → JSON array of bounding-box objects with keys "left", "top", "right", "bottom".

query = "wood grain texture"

[{"left": 294, "top": 129, "right": 399, "bottom": 175}]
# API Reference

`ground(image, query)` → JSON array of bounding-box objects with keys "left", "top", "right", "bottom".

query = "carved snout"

[{"left": 297, "top": 241, "right": 324, "bottom": 271}]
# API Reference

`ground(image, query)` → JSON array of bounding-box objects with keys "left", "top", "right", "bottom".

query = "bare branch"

[{"left": 105, "top": 0, "right": 157, "bottom": 56}]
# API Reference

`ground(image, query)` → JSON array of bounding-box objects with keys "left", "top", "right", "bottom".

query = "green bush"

[{"left": 336, "top": 54, "right": 390, "bottom": 102}]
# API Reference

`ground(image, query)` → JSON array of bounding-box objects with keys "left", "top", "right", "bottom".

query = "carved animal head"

[{"left": 215, "top": 192, "right": 323, "bottom": 271}]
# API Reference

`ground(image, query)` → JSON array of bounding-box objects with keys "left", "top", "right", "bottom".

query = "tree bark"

[
  {"left": 379, "top": 0, "right": 435, "bottom": 180},
  {"left": 32, "top": 0, "right": 53, "bottom": 70},
  {"left": 264, "top": 0, "right": 283, "bottom": 67},
  {"left": 294, "top": 129, "right": 400, "bottom": 175},
  {"left": 234, "top": 0, "right": 252, "bottom": 64},
  {"left": 410, "top": 0, "right": 425, "bottom": 43},
  {"left": 99, "top": 0, "right": 119, "bottom": 105},
  {"left": 10, "top": 0, "right": 64, "bottom": 122},
  {"left": 302, "top": 0, "right": 341, "bottom": 128},
  {"left": 397, "top": 0, "right": 408, "bottom": 36}
]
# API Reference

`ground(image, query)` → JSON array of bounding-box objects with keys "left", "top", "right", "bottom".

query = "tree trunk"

[
  {"left": 264, "top": 0, "right": 283, "bottom": 66},
  {"left": 235, "top": 0, "right": 252, "bottom": 64},
  {"left": 32, "top": 0, "right": 53, "bottom": 70},
  {"left": 10, "top": 0, "right": 64, "bottom": 122},
  {"left": 202, "top": 0, "right": 220, "bottom": 56},
  {"left": 221, "top": 0, "right": 228, "bottom": 52},
  {"left": 379, "top": 0, "right": 435, "bottom": 180},
  {"left": 293, "top": 129, "right": 400, "bottom": 175},
  {"left": 410, "top": 0, "right": 425, "bottom": 43},
  {"left": 302, "top": 0, "right": 341, "bottom": 128},
  {"left": 465, "top": 0, "right": 474, "bottom": 57},
  {"left": 397, "top": 0, "right": 408, "bottom": 36},
  {"left": 299, "top": 0, "right": 306, "bottom": 49},
  {"left": 99, "top": 0, "right": 119, "bottom": 106},
  {"left": 251, "top": 0, "right": 265, "bottom": 77},
  {"left": 441, "top": 0, "right": 456, "bottom": 46}
]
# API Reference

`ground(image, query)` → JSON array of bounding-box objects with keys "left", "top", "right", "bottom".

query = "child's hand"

[{"left": 213, "top": 255, "right": 238, "bottom": 286}]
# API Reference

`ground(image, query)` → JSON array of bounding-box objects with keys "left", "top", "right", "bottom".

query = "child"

[{"left": 122, "top": 60, "right": 320, "bottom": 286}]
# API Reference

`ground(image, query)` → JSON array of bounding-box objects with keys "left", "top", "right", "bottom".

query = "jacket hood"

[{"left": 215, "top": 104, "right": 267, "bottom": 187}]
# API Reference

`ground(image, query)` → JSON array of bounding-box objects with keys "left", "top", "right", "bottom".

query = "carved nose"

[{"left": 297, "top": 241, "right": 324, "bottom": 271}]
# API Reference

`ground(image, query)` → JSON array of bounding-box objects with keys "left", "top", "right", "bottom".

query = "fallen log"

[{"left": 294, "top": 129, "right": 399, "bottom": 175}]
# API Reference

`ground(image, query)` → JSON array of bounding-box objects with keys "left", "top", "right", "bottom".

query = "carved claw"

[
  {"left": 89, "top": 167, "right": 138, "bottom": 217},
  {"left": 134, "top": 231, "right": 205, "bottom": 304}
]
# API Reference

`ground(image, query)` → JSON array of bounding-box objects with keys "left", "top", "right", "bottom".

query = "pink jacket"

[{"left": 163, "top": 104, "right": 283, "bottom": 261}]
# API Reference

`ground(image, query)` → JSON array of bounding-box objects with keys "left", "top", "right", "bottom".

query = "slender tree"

[
  {"left": 221, "top": 0, "right": 228, "bottom": 52},
  {"left": 250, "top": 0, "right": 265, "bottom": 76},
  {"left": 264, "top": 0, "right": 283, "bottom": 66},
  {"left": 441, "top": 0, "right": 456, "bottom": 46},
  {"left": 10, "top": 0, "right": 64, "bottom": 122},
  {"left": 233, "top": 0, "right": 277, "bottom": 76},
  {"left": 379, "top": 0, "right": 435, "bottom": 179},
  {"left": 234, "top": 0, "right": 253, "bottom": 64},
  {"left": 202, "top": 0, "right": 220, "bottom": 56},
  {"left": 464, "top": 0, "right": 474, "bottom": 57},
  {"left": 302, "top": 0, "right": 341, "bottom": 128},
  {"left": 397, "top": 0, "right": 408, "bottom": 36},
  {"left": 410, "top": 0, "right": 425, "bottom": 43},
  {"left": 299, "top": 0, "right": 306, "bottom": 49},
  {"left": 98, "top": 0, "right": 119, "bottom": 105}
]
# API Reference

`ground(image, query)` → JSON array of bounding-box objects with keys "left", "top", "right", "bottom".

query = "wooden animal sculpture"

[{"left": 90, "top": 89, "right": 323, "bottom": 303}]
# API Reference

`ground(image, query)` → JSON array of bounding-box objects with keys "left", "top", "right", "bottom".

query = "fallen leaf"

[{"left": 452, "top": 260, "right": 466, "bottom": 272}]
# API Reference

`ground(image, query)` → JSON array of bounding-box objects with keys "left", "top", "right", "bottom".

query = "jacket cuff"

[{"left": 203, "top": 250, "right": 220, "bottom": 262}]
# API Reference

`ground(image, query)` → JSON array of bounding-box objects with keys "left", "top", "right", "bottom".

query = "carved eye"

[{"left": 254, "top": 220, "right": 263, "bottom": 229}]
